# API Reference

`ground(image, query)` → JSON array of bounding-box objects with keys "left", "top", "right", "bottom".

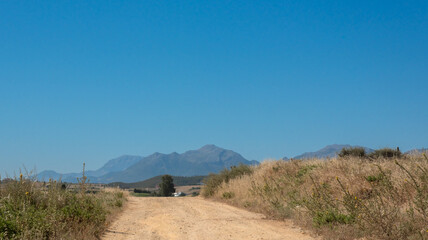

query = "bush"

[
  {"left": 0, "top": 171, "right": 125, "bottom": 239},
  {"left": 133, "top": 189, "right": 151, "bottom": 194},
  {"left": 369, "top": 147, "right": 402, "bottom": 158},
  {"left": 202, "top": 164, "right": 253, "bottom": 197},
  {"left": 338, "top": 147, "right": 366, "bottom": 158},
  {"left": 222, "top": 192, "right": 234, "bottom": 199},
  {"left": 191, "top": 192, "right": 199, "bottom": 197}
]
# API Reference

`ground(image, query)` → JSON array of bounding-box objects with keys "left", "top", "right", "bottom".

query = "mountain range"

[
  {"left": 37, "top": 145, "right": 258, "bottom": 183},
  {"left": 38, "top": 144, "right": 426, "bottom": 184}
]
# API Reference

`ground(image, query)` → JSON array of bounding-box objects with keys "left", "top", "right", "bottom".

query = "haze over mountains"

[
  {"left": 38, "top": 144, "right": 426, "bottom": 184},
  {"left": 38, "top": 145, "right": 258, "bottom": 183},
  {"left": 37, "top": 155, "right": 143, "bottom": 183},
  {"left": 284, "top": 144, "right": 375, "bottom": 160},
  {"left": 405, "top": 148, "right": 428, "bottom": 154}
]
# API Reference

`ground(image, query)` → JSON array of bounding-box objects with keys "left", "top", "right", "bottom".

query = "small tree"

[
  {"left": 159, "top": 175, "right": 175, "bottom": 197},
  {"left": 369, "top": 147, "right": 402, "bottom": 159},
  {"left": 338, "top": 147, "right": 366, "bottom": 158}
]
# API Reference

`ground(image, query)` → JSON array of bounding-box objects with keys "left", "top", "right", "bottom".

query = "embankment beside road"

[{"left": 202, "top": 153, "right": 428, "bottom": 240}]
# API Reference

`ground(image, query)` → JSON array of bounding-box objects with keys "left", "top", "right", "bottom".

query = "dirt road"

[{"left": 103, "top": 196, "right": 315, "bottom": 240}]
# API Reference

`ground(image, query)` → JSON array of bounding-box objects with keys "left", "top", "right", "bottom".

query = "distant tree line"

[
  {"left": 108, "top": 175, "right": 205, "bottom": 189},
  {"left": 338, "top": 147, "right": 402, "bottom": 159}
]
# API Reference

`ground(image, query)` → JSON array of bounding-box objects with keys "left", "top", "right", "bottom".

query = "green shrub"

[
  {"left": 338, "top": 147, "right": 366, "bottom": 158},
  {"left": 314, "top": 210, "right": 354, "bottom": 226},
  {"left": 222, "top": 192, "right": 234, "bottom": 199},
  {"left": 296, "top": 164, "right": 317, "bottom": 178},
  {"left": 133, "top": 189, "right": 151, "bottom": 194},
  {"left": 365, "top": 174, "right": 383, "bottom": 183},
  {"left": 0, "top": 211, "right": 19, "bottom": 239},
  {"left": 369, "top": 147, "right": 402, "bottom": 158},
  {"left": 115, "top": 191, "right": 124, "bottom": 198},
  {"left": 114, "top": 199, "right": 123, "bottom": 207}
]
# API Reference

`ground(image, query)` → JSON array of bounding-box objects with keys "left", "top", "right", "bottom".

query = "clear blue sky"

[{"left": 1, "top": 1, "right": 427, "bottom": 175}]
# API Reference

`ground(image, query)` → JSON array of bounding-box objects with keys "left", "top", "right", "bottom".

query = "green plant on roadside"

[
  {"left": 0, "top": 168, "right": 125, "bottom": 240},
  {"left": 365, "top": 174, "right": 383, "bottom": 183},
  {"left": 222, "top": 191, "right": 234, "bottom": 199},
  {"left": 303, "top": 175, "right": 355, "bottom": 226}
]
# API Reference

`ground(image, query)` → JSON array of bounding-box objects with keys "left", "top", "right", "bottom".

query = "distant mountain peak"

[
  {"left": 199, "top": 144, "right": 222, "bottom": 151},
  {"left": 321, "top": 144, "right": 351, "bottom": 150},
  {"left": 96, "top": 144, "right": 256, "bottom": 183},
  {"left": 291, "top": 144, "right": 374, "bottom": 160}
]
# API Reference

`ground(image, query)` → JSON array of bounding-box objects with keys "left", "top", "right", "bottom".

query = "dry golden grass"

[{"left": 203, "top": 154, "right": 428, "bottom": 240}]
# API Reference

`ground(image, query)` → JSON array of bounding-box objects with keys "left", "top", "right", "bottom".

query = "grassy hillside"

[
  {"left": 0, "top": 173, "right": 126, "bottom": 240},
  {"left": 202, "top": 153, "right": 428, "bottom": 240},
  {"left": 107, "top": 175, "right": 205, "bottom": 189}
]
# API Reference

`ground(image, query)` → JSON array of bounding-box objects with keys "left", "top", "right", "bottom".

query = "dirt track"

[{"left": 103, "top": 196, "right": 315, "bottom": 240}]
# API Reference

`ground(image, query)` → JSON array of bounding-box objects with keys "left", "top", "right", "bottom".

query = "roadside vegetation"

[
  {"left": 202, "top": 149, "right": 428, "bottom": 240},
  {"left": 0, "top": 166, "right": 126, "bottom": 240},
  {"left": 108, "top": 175, "right": 205, "bottom": 189}
]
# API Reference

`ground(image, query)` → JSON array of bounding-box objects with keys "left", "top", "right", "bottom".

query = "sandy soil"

[{"left": 103, "top": 196, "right": 315, "bottom": 240}]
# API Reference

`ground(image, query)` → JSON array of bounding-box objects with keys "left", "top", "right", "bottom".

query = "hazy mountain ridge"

[
  {"left": 284, "top": 144, "right": 427, "bottom": 160},
  {"left": 405, "top": 148, "right": 428, "bottom": 154},
  {"left": 37, "top": 155, "right": 142, "bottom": 182},
  {"left": 285, "top": 144, "right": 375, "bottom": 160},
  {"left": 93, "top": 145, "right": 258, "bottom": 183},
  {"left": 38, "top": 145, "right": 258, "bottom": 184},
  {"left": 38, "top": 144, "right": 426, "bottom": 184}
]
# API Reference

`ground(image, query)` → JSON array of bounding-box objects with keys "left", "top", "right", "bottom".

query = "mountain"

[
  {"left": 94, "top": 145, "right": 258, "bottom": 183},
  {"left": 291, "top": 144, "right": 375, "bottom": 159},
  {"left": 37, "top": 155, "right": 142, "bottom": 183},
  {"left": 405, "top": 148, "right": 428, "bottom": 154},
  {"left": 85, "top": 155, "right": 143, "bottom": 177},
  {"left": 37, "top": 170, "right": 63, "bottom": 181},
  {"left": 38, "top": 145, "right": 258, "bottom": 184}
]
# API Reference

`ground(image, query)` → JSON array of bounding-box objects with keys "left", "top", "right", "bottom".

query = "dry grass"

[
  {"left": 0, "top": 172, "right": 127, "bottom": 240},
  {"left": 202, "top": 153, "right": 428, "bottom": 240}
]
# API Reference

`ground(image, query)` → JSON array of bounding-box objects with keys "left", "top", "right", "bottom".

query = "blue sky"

[{"left": 1, "top": 1, "right": 427, "bottom": 175}]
